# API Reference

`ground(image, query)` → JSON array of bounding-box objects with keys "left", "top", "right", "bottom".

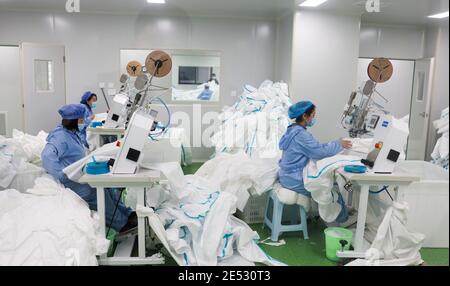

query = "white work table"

[
  {"left": 79, "top": 169, "right": 163, "bottom": 266},
  {"left": 335, "top": 168, "right": 420, "bottom": 259},
  {"left": 87, "top": 126, "right": 126, "bottom": 148}
]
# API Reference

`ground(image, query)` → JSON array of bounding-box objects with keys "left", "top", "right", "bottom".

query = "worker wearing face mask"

[
  {"left": 79, "top": 91, "right": 98, "bottom": 148},
  {"left": 278, "top": 101, "right": 353, "bottom": 222},
  {"left": 41, "top": 104, "right": 137, "bottom": 234}
]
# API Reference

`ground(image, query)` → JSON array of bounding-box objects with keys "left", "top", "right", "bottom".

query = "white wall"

[
  {"left": 290, "top": 11, "right": 361, "bottom": 142},
  {"left": 0, "top": 11, "right": 277, "bottom": 161},
  {"left": 360, "top": 23, "right": 426, "bottom": 60},
  {"left": 0, "top": 46, "right": 23, "bottom": 137},
  {"left": 425, "top": 25, "right": 449, "bottom": 159},
  {"left": 275, "top": 13, "right": 294, "bottom": 87}
]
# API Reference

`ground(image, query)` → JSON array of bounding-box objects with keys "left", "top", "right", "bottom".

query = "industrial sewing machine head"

[
  {"left": 108, "top": 50, "right": 172, "bottom": 175},
  {"left": 341, "top": 58, "right": 409, "bottom": 174},
  {"left": 104, "top": 50, "right": 172, "bottom": 130},
  {"left": 112, "top": 108, "right": 159, "bottom": 174}
]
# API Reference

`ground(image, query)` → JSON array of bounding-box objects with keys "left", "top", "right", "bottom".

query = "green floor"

[{"left": 181, "top": 162, "right": 449, "bottom": 266}]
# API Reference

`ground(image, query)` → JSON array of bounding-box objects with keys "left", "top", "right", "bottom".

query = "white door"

[
  {"left": 0, "top": 46, "right": 23, "bottom": 137},
  {"left": 407, "top": 58, "right": 435, "bottom": 160},
  {"left": 21, "top": 43, "right": 66, "bottom": 135}
]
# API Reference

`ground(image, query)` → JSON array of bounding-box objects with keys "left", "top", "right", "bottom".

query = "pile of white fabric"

[
  {"left": 210, "top": 80, "right": 291, "bottom": 160},
  {"left": 431, "top": 107, "right": 449, "bottom": 170},
  {"left": 64, "top": 145, "right": 285, "bottom": 266},
  {"left": 194, "top": 151, "right": 278, "bottom": 211},
  {"left": 0, "top": 129, "right": 47, "bottom": 190},
  {"left": 0, "top": 176, "right": 109, "bottom": 266},
  {"left": 137, "top": 162, "right": 285, "bottom": 266}
]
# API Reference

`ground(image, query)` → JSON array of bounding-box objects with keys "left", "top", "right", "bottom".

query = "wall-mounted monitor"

[{"left": 179, "top": 66, "right": 213, "bottom": 85}]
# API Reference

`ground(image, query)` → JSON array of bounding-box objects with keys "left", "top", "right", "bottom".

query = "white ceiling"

[{"left": 0, "top": 0, "right": 448, "bottom": 25}]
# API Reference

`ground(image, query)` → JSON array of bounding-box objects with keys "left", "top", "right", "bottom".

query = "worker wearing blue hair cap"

[
  {"left": 278, "top": 101, "right": 353, "bottom": 223},
  {"left": 41, "top": 104, "right": 136, "bottom": 233},
  {"left": 79, "top": 91, "right": 98, "bottom": 148}
]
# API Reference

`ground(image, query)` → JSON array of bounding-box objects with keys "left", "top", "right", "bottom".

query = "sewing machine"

[{"left": 341, "top": 58, "right": 408, "bottom": 174}]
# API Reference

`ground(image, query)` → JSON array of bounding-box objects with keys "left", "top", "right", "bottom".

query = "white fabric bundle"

[
  {"left": 210, "top": 80, "right": 291, "bottom": 160},
  {"left": 0, "top": 129, "right": 47, "bottom": 189},
  {"left": 0, "top": 176, "right": 109, "bottom": 266},
  {"left": 194, "top": 151, "right": 279, "bottom": 211},
  {"left": 431, "top": 107, "right": 449, "bottom": 169},
  {"left": 134, "top": 161, "right": 286, "bottom": 266},
  {"left": 363, "top": 201, "right": 425, "bottom": 266},
  {"left": 303, "top": 155, "right": 363, "bottom": 222}
]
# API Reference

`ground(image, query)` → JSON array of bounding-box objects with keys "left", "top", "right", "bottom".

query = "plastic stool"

[{"left": 263, "top": 190, "right": 309, "bottom": 241}]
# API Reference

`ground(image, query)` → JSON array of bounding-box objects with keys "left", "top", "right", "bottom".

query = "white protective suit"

[
  {"left": 0, "top": 129, "right": 47, "bottom": 190},
  {"left": 63, "top": 144, "right": 286, "bottom": 266},
  {"left": 0, "top": 176, "right": 109, "bottom": 266},
  {"left": 431, "top": 107, "right": 449, "bottom": 169}
]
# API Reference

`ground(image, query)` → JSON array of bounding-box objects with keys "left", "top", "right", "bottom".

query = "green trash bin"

[{"left": 324, "top": 227, "right": 353, "bottom": 262}]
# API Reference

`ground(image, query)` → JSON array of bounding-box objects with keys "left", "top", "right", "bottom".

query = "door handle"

[{"left": 419, "top": 112, "right": 428, "bottom": 118}]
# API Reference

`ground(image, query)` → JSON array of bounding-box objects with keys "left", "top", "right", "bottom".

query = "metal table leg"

[
  {"left": 337, "top": 184, "right": 370, "bottom": 259},
  {"left": 97, "top": 186, "right": 108, "bottom": 260},
  {"left": 137, "top": 188, "right": 146, "bottom": 258}
]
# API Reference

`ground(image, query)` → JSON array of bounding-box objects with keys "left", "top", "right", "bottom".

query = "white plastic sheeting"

[
  {"left": 431, "top": 107, "right": 449, "bottom": 169},
  {"left": 0, "top": 176, "right": 109, "bottom": 266}
]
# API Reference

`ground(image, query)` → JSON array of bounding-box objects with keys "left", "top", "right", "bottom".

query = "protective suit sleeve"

[
  {"left": 41, "top": 141, "right": 69, "bottom": 183},
  {"left": 294, "top": 132, "right": 342, "bottom": 160}
]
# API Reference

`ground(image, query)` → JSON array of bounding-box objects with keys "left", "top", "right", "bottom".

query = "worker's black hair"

[
  {"left": 88, "top": 93, "right": 97, "bottom": 101},
  {"left": 62, "top": 119, "right": 79, "bottom": 131},
  {"left": 296, "top": 104, "right": 316, "bottom": 124}
]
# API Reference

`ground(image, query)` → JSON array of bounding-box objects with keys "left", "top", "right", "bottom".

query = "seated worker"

[
  {"left": 197, "top": 84, "right": 214, "bottom": 101},
  {"left": 79, "top": 91, "right": 98, "bottom": 148},
  {"left": 41, "top": 104, "right": 137, "bottom": 234},
  {"left": 278, "top": 101, "right": 353, "bottom": 222}
]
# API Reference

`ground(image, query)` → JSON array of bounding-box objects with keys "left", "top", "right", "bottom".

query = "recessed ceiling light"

[
  {"left": 428, "top": 11, "right": 449, "bottom": 19},
  {"left": 299, "top": 0, "right": 328, "bottom": 7},
  {"left": 147, "top": 0, "right": 166, "bottom": 4}
]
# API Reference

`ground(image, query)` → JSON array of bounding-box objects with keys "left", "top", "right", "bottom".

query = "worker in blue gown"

[
  {"left": 278, "top": 101, "right": 353, "bottom": 223},
  {"left": 41, "top": 104, "right": 137, "bottom": 233},
  {"left": 197, "top": 84, "right": 214, "bottom": 101},
  {"left": 79, "top": 91, "right": 98, "bottom": 148}
]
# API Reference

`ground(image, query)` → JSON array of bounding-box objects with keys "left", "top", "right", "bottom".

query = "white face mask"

[
  {"left": 78, "top": 123, "right": 86, "bottom": 132},
  {"left": 91, "top": 102, "right": 97, "bottom": 109}
]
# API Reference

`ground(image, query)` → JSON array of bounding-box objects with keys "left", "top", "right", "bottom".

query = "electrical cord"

[
  {"left": 106, "top": 188, "right": 125, "bottom": 239},
  {"left": 370, "top": 185, "right": 394, "bottom": 201}
]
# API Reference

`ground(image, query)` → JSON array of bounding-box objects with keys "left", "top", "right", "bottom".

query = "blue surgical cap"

[
  {"left": 58, "top": 104, "right": 85, "bottom": 120},
  {"left": 288, "top": 101, "right": 314, "bottom": 120},
  {"left": 81, "top": 91, "right": 93, "bottom": 104}
]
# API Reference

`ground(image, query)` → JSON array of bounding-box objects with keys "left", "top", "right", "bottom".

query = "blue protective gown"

[
  {"left": 197, "top": 89, "right": 213, "bottom": 100},
  {"left": 79, "top": 104, "right": 93, "bottom": 148},
  {"left": 278, "top": 124, "right": 343, "bottom": 197},
  {"left": 41, "top": 126, "right": 132, "bottom": 231}
]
